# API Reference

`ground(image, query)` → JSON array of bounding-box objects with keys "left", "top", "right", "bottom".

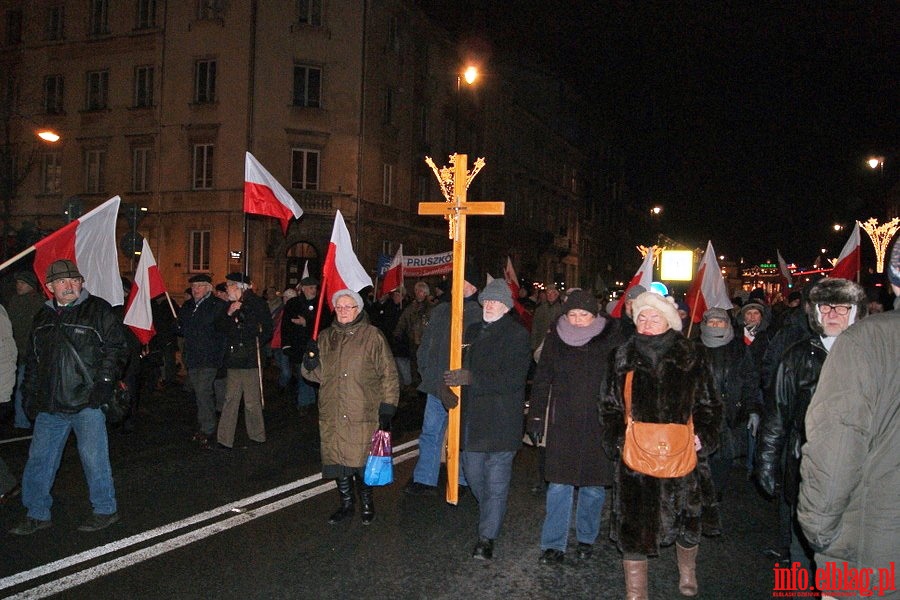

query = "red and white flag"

[
  {"left": 609, "top": 247, "right": 656, "bottom": 317},
  {"left": 313, "top": 210, "right": 373, "bottom": 338},
  {"left": 32, "top": 195, "right": 124, "bottom": 306},
  {"left": 124, "top": 239, "right": 167, "bottom": 344},
  {"left": 244, "top": 152, "right": 303, "bottom": 234},
  {"left": 685, "top": 241, "right": 733, "bottom": 323},
  {"left": 829, "top": 221, "right": 860, "bottom": 281},
  {"left": 378, "top": 244, "right": 404, "bottom": 297},
  {"left": 504, "top": 256, "right": 532, "bottom": 331},
  {"left": 777, "top": 249, "right": 793, "bottom": 291}
]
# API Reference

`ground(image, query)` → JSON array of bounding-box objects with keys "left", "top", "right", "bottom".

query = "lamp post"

[{"left": 454, "top": 65, "right": 479, "bottom": 152}]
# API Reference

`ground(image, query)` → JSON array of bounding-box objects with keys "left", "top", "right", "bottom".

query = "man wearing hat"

[
  {"left": 10, "top": 259, "right": 128, "bottom": 535},
  {"left": 7, "top": 270, "right": 45, "bottom": 429},
  {"left": 282, "top": 275, "right": 329, "bottom": 412},
  {"left": 177, "top": 274, "right": 228, "bottom": 449},
  {"left": 442, "top": 277, "right": 532, "bottom": 559},
  {"left": 216, "top": 273, "right": 273, "bottom": 448}
]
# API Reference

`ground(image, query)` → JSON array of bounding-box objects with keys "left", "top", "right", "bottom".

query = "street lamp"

[
  {"left": 867, "top": 156, "right": 885, "bottom": 173},
  {"left": 455, "top": 65, "right": 479, "bottom": 151}
]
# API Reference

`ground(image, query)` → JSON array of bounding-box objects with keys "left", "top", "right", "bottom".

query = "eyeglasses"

[
  {"left": 334, "top": 305, "right": 358, "bottom": 312},
  {"left": 818, "top": 304, "right": 852, "bottom": 316}
]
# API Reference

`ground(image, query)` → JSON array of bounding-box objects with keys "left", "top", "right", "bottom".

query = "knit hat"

[
  {"left": 479, "top": 278, "right": 514, "bottom": 309},
  {"left": 332, "top": 288, "right": 363, "bottom": 310},
  {"left": 564, "top": 289, "right": 599, "bottom": 315},
  {"left": 740, "top": 301, "right": 766, "bottom": 318},
  {"left": 188, "top": 274, "right": 212, "bottom": 284},
  {"left": 14, "top": 270, "right": 39, "bottom": 290},
  {"left": 631, "top": 292, "right": 682, "bottom": 332},
  {"left": 889, "top": 237, "right": 900, "bottom": 288},
  {"left": 45, "top": 259, "right": 82, "bottom": 283},
  {"left": 225, "top": 272, "right": 252, "bottom": 286},
  {"left": 625, "top": 284, "right": 647, "bottom": 300},
  {"left": 702, "top": 307, "right": 731, "bottom": 324}
]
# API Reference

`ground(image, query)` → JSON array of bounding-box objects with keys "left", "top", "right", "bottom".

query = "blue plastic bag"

[{"left": 363, "top": 429, "right": 393, "bottom": 486}]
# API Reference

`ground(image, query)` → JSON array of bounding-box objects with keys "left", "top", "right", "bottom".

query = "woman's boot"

[
  {"left": 676, "top": 543, "right": 699, "bottom": 596},
  {"left": 623, "top": 559, "right": 648, "bottom": 600},
  {"left": 328, "top": 477, "right": 355, "bottom": 524},
  {"left": 358, "top": 477, "right": 375, "bottom": 525}
]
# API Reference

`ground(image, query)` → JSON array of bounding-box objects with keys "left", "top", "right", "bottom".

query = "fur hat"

[
  {"left": 702, "top": 307, "right": 731, "bottom": 324},
  {"left": 625, "top": 284, "right": 647, "bottom": 300},
  {"left": 889, "top": 237, "right": 900, "bottom": 288},
  {"left": 45, "top": 259, "right": 82, "bottom": 283},
  {"left": 563, "top": 289, "right": 599, "bottom": 316},
  {"left": 804, "top": 277, "right": 868, "bottom": 335},
  {"left": 631, "top": 291, "right": 682, "bottom": 332},
  {"left": 479, "top": 278, "right": 514, "bottom": 309},
  {"left": 332, "top": 288, "right": 363, "bottom": 310}
]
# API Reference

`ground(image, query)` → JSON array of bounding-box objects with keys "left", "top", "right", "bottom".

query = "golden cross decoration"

[{"left": 419, "top": 154, "right": 504, "bottom": 505}]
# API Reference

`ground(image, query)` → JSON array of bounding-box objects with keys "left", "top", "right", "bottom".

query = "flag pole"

[
  {"left": 0, "top": 245, "right": 36, "bottom": 274},
  {"left": 163, "top": 291, "right": 178, "bottom": 319}
]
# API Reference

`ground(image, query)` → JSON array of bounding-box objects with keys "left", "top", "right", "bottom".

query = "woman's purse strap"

[{"left": 623, "top": 370, "right": 693, "bottom": 427}]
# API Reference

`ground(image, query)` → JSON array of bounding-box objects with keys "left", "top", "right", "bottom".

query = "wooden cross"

[{"left": 418, "top": 154, "right": 504, "bottom": 505}]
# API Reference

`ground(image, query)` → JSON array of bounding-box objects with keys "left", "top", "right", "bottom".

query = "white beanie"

[{"left": 631, "top": 292, "right": 683, "bottom": 332}]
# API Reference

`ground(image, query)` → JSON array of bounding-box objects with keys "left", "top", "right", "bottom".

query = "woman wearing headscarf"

[
  {"left": 302, "top": 289, "right": 399, "bottom": 525},
  {"left": 527, "top": 290, "right": 623, "bottom": 564},
  {"left": 601, "top": 292, "right": 722, "bottom": 599}
]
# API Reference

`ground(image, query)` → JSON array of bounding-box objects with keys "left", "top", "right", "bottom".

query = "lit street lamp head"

[
  {"left": 37, "top": 130, "right": 60, "bottom": 143},
  {"left": 867, "top": 156, "right": 884, "bottom": 170}
]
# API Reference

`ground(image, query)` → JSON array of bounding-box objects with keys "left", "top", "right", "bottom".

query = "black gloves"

[
  {"left": 438, "top": 386, "right": 459, "bottom": 410},
  {"left": 443, "top": 369, "right": 472, "bottom": 387},
  {"left": 379, "top": 413, "right": 392, "bottom": 432},
  {"left": 302, "top": 338, "right": 320, "bottom": 371},
  {"left": 378, "top": 403, "right": 396, "bottom": 432},
  {"left": 526, "top": 418, "right": 544, "bottom": 446},
  {"left": 89, "top": 380, "right": 115, "bottom": 408}
]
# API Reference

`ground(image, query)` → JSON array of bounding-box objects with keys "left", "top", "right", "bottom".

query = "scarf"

[
  {"left": 556, "top": 314, "right": 606, "bottom": 347},
  {"left": 700, "top": 323, "right": 734, "bottom": 348},
  {"left": 633, "top": 328, "right": 680, "bottom": 368}
]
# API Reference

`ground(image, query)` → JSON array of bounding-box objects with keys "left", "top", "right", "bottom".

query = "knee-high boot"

[
  {"left": 328, "top": 476, "right": 355, "bottom": 524},
  {"left": 676, "top": 543, "right": 699, "bottom": 596},
  {"left": 623, "top": 560, "right": 648, "bottom": 600},
  {"left": 358, "top": 476, "right": 375, "bottom": 525}
]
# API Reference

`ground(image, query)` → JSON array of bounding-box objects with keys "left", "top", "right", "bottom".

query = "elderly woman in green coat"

[{"left": 302, "top": 289, "right": 399, "bottom": 525}]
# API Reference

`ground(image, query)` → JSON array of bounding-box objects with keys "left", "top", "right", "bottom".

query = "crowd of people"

[{"left": 1, "top": 241, "right": 898, "bottom": 599}]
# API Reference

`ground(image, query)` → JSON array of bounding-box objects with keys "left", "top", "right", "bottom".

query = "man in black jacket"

[
  {"left": 281, "top": 276, "right": 329, "bottom": 411},
  {"left": 10, "top": 259, "right": 128, "bottom": 535}
]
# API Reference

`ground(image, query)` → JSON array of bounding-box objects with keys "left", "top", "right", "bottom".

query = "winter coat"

[
  {"left": 798, "top": 311, "right": 900, "bottom": 575},
  {"left": 281, "top": 294, "right": 330, "bottom": 363},
  {"left": 459, "top": 313, "right": 532, "bottom": 452},
  {"left": 302, "top": 311, "right": 399, "bottom": 472},
  {"left": 177, "top": 292, "right": 228, "bottom": 369},
  {"left": 0, "top": 305, "right": 16, "bottom": 402},
  {"left": 218, "top": 291, "right": 273, "bottom": 370},
  {"left": 416, "top": 294, "right": 482, "bottom": 398},
  {"left": 6, "top": 290, "right": 44, "bottom": 364},
  {"left": 600, "top": 330, "right": 722, "bottom": 556},
  {"left": 699, "top": 337, "right": 761, "bottom": 429},
  {"left": 755, "top": 333, "right": 827, "bottom": 504},
  {"left": 394, "top": 299, "right": 431, "bottom": 350},
  {"left": 24, "top": 291, "right": 128, "bottom": 416},
  {"left": 528, "top": 316, "right": 622, "bottom": 486}
]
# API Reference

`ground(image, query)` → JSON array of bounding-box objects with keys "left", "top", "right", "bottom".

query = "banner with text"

[{"left": 402, "top": 251, "right": 453, "bottom": 277}]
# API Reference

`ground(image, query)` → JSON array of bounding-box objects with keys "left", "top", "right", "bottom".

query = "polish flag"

[
  {"left": 777, "top": 249, "right": 793, "bottom": 292},
  {"left": 244, "top": 152, "right": 303, "bottom": 234},
  {"left": 313, "top": 210, "right": 373, "bottom": 338},
  {"left": 685, "top": 241, "right": 733, "bottom": 323},
  {"left": 504, "top": 256, "right": 532, "bottom": 331},
  {"left": 32, "top": 195, "right": 124, "bottom": 306},
  {"left": 609, "top": 247, "right": 656, "bottom": 318},
  {"left": 829, "top": 221, "right": 860, "bottom": 281},
  {"left": 378, "top": 244, "right": 404, "bottom": 297},
  {"left": 124, "top": 239, "right": 167, "bottom": 344}
]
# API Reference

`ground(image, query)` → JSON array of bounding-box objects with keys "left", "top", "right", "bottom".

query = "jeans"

[
  {"left": 22, "top": 408, "right": 117, "bottom": 521},
  {"left": 412, "top": 394, "right": 467, "bottom": 487},
  {"left": 14, "top": 363, "right": 31, "bottom": 429},
  {"left": 273, "top": 349, "right": 292, "bottom": 389},
  {"left": 460, "top": 450, "right": 516, "bottom": 540},
  {"left": 540, "top": 483, "right": 606, "bottom": 552}
]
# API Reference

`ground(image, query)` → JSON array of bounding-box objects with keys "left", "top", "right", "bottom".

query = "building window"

[
  {"left": 44, "top": 75, "right": 64, "bottom": 114},
  {"left": 132, "top": 147, "right": 151, "bottom": 192},
  {"left": 89, "top": 0, "right": 109, "bottom": 36},
  {"left": 5, "top": 9, "right": 22, "bottom": 45},
  {"left": 292, "top": 65, "right": 321, "bottom": 108},
  {"left": 291, "top": 148, "right": 319, "bottom": 190},
  {"left": 194, "top": 59, "right": 216, "bottom": 104},
  {"left": 296, "top": 0, "right": 322, "bottom": 26},
  {"left": 192, "top": 144, "right": 214, "bottom": 189},
  {"left": 46, "top": 6, "right": 64, "bottom": 40},
  {"left": 135, "top": 0, "right": 156, "bottom": 29},
  {"left": 382, "top": 163, "right": 394, "bottom": 206},
  {"left": 134, "top": 66, "right": 154, "bottom": 107},
  {"left": 85, "top": 70, "right": 109, "bottom": 111},
  {"left": 84, "top": 149, "right": 106, "bottom": 194},
  {"left": 189, "top": 230, "right": 210, "bottom": 272},
  {"left": 41, "top": 152, "right": 62, "bottom": 194},
  {"left": 196, "top": 0, "right": 225, "bottom": 20}
]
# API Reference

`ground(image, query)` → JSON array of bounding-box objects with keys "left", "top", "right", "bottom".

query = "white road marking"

[
  {"left": 0, "top": 440, "right": 420, "bottom": 598},
  {"left": 0, "top": 435, "right": 33, "bottom": 445}
]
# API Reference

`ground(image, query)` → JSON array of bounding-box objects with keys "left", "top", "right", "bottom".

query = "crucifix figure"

[{"left": 419, "top": 154, "right": 504, "bottom": 505}]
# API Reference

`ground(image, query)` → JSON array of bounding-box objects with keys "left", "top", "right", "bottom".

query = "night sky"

[{"left": 421, "top": 1, "right": 898, "bottom": 266}]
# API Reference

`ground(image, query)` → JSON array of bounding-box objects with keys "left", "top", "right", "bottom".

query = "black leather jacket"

[
  {"left": 700, "top": 337, "right": 762, "bottom": 429},
  {"left": 754, "top": 333, "right": 827, "bottom": 503},
  {"left": 218, "top": 291, "right": 274, "bottom": 369},
  {"left": 24, "top": 291, "right": 128, "bottom": 415}
]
